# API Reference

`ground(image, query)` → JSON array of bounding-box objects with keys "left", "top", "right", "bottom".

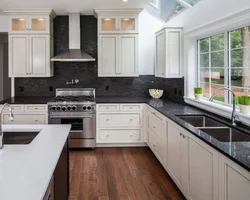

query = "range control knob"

[
  {"left": 62, "top": 106, "right": 67, "bottom": 111},
  {"left": 51, "top": 106, "right": 56, "bottom": 111},
  {"left": 67, "top": 106, "right": 72, "bottom": 111},
  {"left": 87, "top": 106, "right": 92, "bottom": 110},
  {"left": 82, "top": 106, "right": 87, "bottom": 110},
  {"left": 56, "top": 106, "right": 61, "bottom": 111},
  {"left": 72, "top": 105, "right": 77, "bottom": 110}
]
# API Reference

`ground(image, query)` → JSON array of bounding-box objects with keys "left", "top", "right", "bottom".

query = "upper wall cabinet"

[
  {"left": 9, "top": 15, "right": 53, "bottom": 35},
  {"left": 95, "top": 9, "right": 141, "bottom": 34},
  {"left": 95, "top": 9, "right": 142, "bottom": 77},
  {"left": 3, "top": 9, "right": 55, "bottom": 78},
  {"left": 155, "top": 27, "right": 183, "bottom": 78}
]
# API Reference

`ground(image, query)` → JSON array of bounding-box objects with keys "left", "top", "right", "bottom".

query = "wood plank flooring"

[{"left": 69, "top": 147, "right": 185, "bottom": 200}]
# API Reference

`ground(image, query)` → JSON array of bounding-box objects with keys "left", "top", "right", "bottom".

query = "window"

[
  {"left": 197, "top": 26, "right": 250, "bottom": 104},
  {"left": 150, "top": 0, "right": 159, "bottom": 9}
]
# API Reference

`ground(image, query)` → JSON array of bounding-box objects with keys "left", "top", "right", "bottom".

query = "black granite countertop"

[
  {"left": 0, "top": 96, "right": 53, "bottom": 104},
  {"left": 1, "top": 96, "right": 250, "bottom": 172}
]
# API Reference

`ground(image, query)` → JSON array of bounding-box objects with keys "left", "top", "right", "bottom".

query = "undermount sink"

[
  {"left": 177, "top": 115, "right": 226, "bottom": 128},
  {"left": 3, "top": 131, "right": 40, "bottom": 145},
  {"left": 199, "top": 128, "right": 250, "bottom": 142}
]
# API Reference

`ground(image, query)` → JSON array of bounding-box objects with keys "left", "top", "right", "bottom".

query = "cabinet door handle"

[{"left": 183, "top": 135, "right": 186, "bottom": 139}]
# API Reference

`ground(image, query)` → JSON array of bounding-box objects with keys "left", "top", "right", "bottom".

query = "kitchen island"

[{"left": 0, "top": 124, "right": 71, "bottom": 200}]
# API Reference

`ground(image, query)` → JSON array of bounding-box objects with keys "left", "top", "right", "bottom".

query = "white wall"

[
  {"left": 165, "top": 0, "right": 250, "bottom": 33},
  {"left": 138, "top": 10, "right": 163, "bottom": 75},
  {"left": 0, "top": 15, "right": 9, "bottom": 32}
]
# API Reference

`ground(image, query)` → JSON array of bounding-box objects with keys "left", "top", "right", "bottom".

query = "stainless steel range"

[{"left": 48, "top": 88, "right": 96, "bottom": 148}]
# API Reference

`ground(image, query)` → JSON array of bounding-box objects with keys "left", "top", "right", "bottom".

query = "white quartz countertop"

[{"left": 0, "top": 124, "right": 71, "bottom": 200}]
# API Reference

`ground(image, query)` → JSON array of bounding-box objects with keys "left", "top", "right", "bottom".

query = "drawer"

[
  {"left": 99, "top": 113, "right": 141, "bottom": 127},
  {"left": 99, "top": 129, "right": 141, "bottom": 142},
  {"left": 1, "top": 104, "right": 24, "bottom": 112},
  {"left": 148, "top": 114, "right": 165, "bottom": 141},
  {"left": 148, "top": 129, "right": 164, "bottom": 162},
  {"left": 2, "top": 114, "right": 47, "bottom": 124},
  {"left": 25, "top": 105, "right": 47, "bottom": 112},
  {"left": 148, "top": 107, "right": 164, "bottom": 123},
  {"left": 120, "top": 104, "right": 143, "bottom": 111},
  {"left": 97, "top": 104, "right": 119, "bottom": 112}
]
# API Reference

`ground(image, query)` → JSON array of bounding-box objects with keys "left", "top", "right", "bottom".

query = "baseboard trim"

[{"left": 96, "top": 142, "right": 147, "bottom": 147}]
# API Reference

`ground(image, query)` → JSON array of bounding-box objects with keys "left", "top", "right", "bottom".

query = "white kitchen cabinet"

[
  {"left": 95, "top": 9, "right": 141, "bottom": 77},
  {"left": 147, "top": 106, "right": 167, "bottom": 167},
  {"left": 166, "top": 121, "right": 188, "bottom": 192},
  {"left": 219, "top": 154, "right": 250, "bottom": 200},
  {"left": 3, "top": 113, "right": 47, "bottom": 124},
  {"left": 1, "top": 104, "right": 48, "bottom": 124},
  {"left": 6, "top": 11, "right": 55, "bottom": 35},
  {"left": 98, "top": 35, "right": 118, "bottom": 76},
  {"left": 96, "top": 104, "right": 144, "bottom": 145},
  {"left": 9, "top": 34, "right": 53, "bottom": 77},
  {"left": 98, "top": 34, "right": 138, "bottom": 77},
  {"left": 155, "top": 28, "right": 183, "bottom": 78},
  {"left": 95, "top": 9, "right": 141, "bottom": 34},
  {"left": 187, "top": 132, "right": 219, "bottom": 200},
  {"left": 4, "top": 9, "right": 55, "bottom": 78}
]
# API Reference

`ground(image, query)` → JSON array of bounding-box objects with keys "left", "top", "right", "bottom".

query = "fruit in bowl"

[{"left": 149, "top": 89, "right": 163, "bottom": 99}]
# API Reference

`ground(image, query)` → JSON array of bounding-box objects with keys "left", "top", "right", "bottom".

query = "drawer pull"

[
  {"left": 34, "top": 108, "right": 38, "bottom": 110},
  {"left": 106, "top": 107, "right": 109, "bottom": 109},
  {"left": 34, "top": 120, "right": 38, "bottom": 122}
]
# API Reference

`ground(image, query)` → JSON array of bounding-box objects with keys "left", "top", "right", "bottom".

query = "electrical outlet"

[
  {"left": 105, "top": 85, "right": 109, "bottom": 91},
  {"left": 179, "top": 89, "right": 183, "bottom": 96},
  {"left": 49, "top": 86, "right": 54, "bottom": 92},
  {"left": 174, "top": 88, "right": 177, "bottom": 95}
]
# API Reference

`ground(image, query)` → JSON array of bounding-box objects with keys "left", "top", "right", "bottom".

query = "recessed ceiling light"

[{"left": 123, "top": 0, "right": 128, "bottom": 2}]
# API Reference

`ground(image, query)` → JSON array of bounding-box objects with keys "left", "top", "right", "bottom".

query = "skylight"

[{"left": 147, "top": 0, "right": 202, "bottom": 22}]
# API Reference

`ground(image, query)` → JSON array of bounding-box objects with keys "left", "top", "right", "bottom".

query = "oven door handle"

[{"left": 49, "top": 115, "right": 94, "bottom": 119}]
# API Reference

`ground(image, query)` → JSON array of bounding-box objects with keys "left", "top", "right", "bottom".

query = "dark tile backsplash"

[{"left": 15, "top": 16, "right": 184, "bottom": 102}]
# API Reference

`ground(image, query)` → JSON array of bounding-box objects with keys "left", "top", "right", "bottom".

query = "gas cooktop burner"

[{"left": 53, "top": 95, "right": 94, "bottom": 103}]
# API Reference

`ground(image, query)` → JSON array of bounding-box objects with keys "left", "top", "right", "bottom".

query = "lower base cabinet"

[
  {"left": 219, "top": 154, "right": 250, "bottom": 200},
  {"left": 187, "top": 133, "right": 219, "bottom": 200},
  {"left": 166, "top": 121, "right": 188, "bottom": 192}
]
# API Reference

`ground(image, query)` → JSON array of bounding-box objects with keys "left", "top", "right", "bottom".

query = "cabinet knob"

[
  {"left": 183, "top": 135, "right": 186, "bottom": 139},
  {"left": 130, "top": 119, "right": 133, "bottom": 121},
  {"left": 130, "top": 107, "right": 133, "bottom": 109},
  {"left": 153, "top": 126, "right": 156, "bottom": 129},
  {"left": 106, "top": 119, "right": 109, "bottom": 121},
  {"left": 106, "top": 134, "right": 109, "bottom": 137},
  {"left": 130, "top": 134, "right": 133, "bottom": 137},
  {"left": 180, "top": 133, "right": 183, "bottom": 136}
]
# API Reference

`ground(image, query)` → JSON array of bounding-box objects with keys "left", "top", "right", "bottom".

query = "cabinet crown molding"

[
  {"left": 2, "top": 9, "right": 56, "bottom": 18},
  {"left": 94, "top": 8, "right": 143, "bottom": 17}
]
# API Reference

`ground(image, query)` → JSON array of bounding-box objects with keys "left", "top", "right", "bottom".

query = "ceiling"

[{"left": 0, "top": 0, "right": 149, "bottom": 15}]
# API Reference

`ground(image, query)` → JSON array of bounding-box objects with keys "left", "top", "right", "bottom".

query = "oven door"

[{"left": 48, "top": 114, "right": 96, "bottom": 139}]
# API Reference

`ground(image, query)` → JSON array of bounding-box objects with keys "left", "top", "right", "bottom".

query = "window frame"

[{"left": 197, "top": 27, "right": 250, "bottom": 106}]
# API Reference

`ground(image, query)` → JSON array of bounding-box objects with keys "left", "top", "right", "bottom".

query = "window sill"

[{"left": 184, "top": 96, "right": 250, "bottom": 126}]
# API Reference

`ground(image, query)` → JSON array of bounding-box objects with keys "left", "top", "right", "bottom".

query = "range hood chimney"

[{"left": 51, "top": 13, "right": 95, "bottom": 62}]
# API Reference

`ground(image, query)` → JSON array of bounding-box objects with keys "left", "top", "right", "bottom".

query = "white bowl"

[{"left": 149, "top": 89, "right": 163, "bottom": 99}]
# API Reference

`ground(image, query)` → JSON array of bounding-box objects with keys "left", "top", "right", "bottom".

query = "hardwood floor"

[{"left": 69, "top": 147, "right": 185, "bottom": 200}]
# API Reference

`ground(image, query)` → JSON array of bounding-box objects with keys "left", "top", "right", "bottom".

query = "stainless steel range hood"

[{"left": 51, "top": 13, "right": 95, "bottom": 62}]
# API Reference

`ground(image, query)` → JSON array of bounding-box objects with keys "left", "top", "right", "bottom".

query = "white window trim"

[
  {"left": 184, "top": 8, "right": 250, "bottom": 126},
  {"left": 149, "top": 0, "right": 159, "bottom": 10}
]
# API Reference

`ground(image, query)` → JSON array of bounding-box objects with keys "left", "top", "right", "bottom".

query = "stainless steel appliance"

[{"left": 48, "top": 88, "right": 96, "bottom": 148}]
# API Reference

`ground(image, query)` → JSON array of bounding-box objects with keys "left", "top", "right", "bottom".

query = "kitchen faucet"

[
  {"left": 0, "top": 103, "right": 14, "bottom": 149},
  {"left": 209, "top": 87, "right": 237, "bottom": 126}
]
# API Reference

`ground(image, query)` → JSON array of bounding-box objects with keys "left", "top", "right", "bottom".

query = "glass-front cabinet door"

[
  {"left": 99, "top": 16, "right": 118, "bottom": 33},
  {"left": 10, "top": 16, "right": 29, "bottom": 33},
  {"left": 29, "top": 16, "right": 49, "bottom": 34},
  {"left": 119, "top": 17, "right": 137, "bottom": 33}
]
